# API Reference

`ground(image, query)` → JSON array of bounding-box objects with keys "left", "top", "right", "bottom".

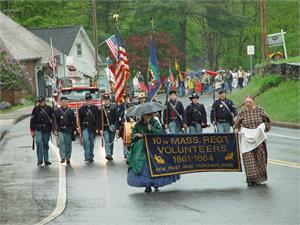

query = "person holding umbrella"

[{"left": 127, "top": 102, "right": 180, "bottom": 193}]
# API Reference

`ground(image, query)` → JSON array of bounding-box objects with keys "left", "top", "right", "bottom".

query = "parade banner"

[{"left": 144, "top": 133, "right": 242, "bottom": 177}]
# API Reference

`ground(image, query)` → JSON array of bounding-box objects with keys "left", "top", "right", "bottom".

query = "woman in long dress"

[
  {"left": 235, "top": 96, "right": 271, "bottom": 186},
  {"left": 127, "top": 113, "right": 180, "bottom": 193}
]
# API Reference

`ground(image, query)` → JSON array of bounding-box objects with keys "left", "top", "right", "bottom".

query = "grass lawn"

[
  {"left": 0, "top": 102, "right": 34, "bottom": 114},
  {"left": 255, "top": 80, "right": 300, "bottom": 123},
  {"left": 228, "top": 75, "right": 268, "bottom": 107},
  {"left": 228, "top": 76, "right": 300, "bottom": 123}
]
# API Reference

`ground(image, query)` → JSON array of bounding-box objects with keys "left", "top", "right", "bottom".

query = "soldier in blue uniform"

[
  {"left": 163, "top": 90, "right": 187, "bottom": 134},
  {"left": 186, "top": 93, "right": 207, "bottom": 134},
  {"left": 30, "top": 96, "right": 53, "bottom": 166},
  {"left": 53, "top": 97, "right": 76, "bottom": 164},
  {"left": 77, "top": 93, "right": 100, "bottom": 162},
  {"left": 100, "top": 94, "right": 118, "bottom": 160},
  {"left": 210, "top": 90, "right": 237, "bottom": 133}
]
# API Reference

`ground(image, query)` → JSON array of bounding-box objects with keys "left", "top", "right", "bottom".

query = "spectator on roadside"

[
  {"left": 232, "top": 69, "right": 238, "bottom": 89},
  {"left": 237, "top": 67, "right": 245, "bottom": 88},
  {"left": 186, "top": 75, "right": 197, "bottom": 96},
  {"left": 224, "top": 70, "right": 233, "bottom": 93}
]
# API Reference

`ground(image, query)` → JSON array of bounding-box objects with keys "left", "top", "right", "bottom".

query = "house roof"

[
  {"left": 29, "top": 26, "right": 81, "bottom": 55},
  {"left": 0, "top": 11, "right": 60, "bottom": 63}
]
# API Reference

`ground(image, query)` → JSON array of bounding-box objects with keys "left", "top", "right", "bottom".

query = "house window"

[{"left": 77, "top": 43, "right": 82, "bottom": 56}]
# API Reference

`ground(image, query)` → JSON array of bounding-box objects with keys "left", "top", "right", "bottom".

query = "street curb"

[
  {"left": 272, "top": 121, "right": 300, "bottom": 129},
  {"left": 0, "top": 113, "right": 31, "bottom": 143},
  {"left": 0, "top": 130, "right": 8, "bottom": 143}
]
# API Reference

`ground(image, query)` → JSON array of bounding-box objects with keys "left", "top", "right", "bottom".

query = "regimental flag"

[
  {"left": 147, "top": 34, "right": 161, "bottom": 102},
  {"left": 175, "top": 59, "right": 183, "bottom": 81},
  {"left": 114, "top": 31, "right": 130, "bottom": 103},
  {"left": 105, "top": 34, "right": 118, "bottom": 61}
]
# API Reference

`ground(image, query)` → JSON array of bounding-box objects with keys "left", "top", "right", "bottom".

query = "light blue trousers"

[
  {"left": 82, "top": 129, "right": 95, "bottom": 160},
  {"left": 58, "top": 132, "right": 72, "bottom": 160},
  {"left": 217, "top": 122, "right": 232, "bottom": 133},
  {"left": 35, "top": 130, "right": 50, "bottom": 162},
  {"left": 189, "top": 123, "right": 203, "bottom": 134}
]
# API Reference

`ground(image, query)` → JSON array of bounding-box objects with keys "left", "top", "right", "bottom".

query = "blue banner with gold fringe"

[{"left": 144, "top": 133, "right": 242, "bottom": 177}]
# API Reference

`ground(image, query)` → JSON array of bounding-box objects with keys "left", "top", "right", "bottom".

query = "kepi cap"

[
  {"left": 102, "top": 93, "right": 110, "bottom": 100},
  {"left": 85, "top": 93, "right": 92, "bottom": 100},
  {"left": 189, "top": 92, "right": 199, "bottom": 100},
  {"left": 169, "top": 90, "right": 177, "bottom": 95},
  {"left": 60, "top": 96, "right": 68, "bottom": 101},
  {"left": 37, "top": 96, "right": 45, "bottom": 102}
]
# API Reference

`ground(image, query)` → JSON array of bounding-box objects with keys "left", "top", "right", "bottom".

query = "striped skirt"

[{"left": 242, "top": 142, "right": 268, "bottom": 184}]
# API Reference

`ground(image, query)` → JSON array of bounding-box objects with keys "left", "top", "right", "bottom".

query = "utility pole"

[
  {"left": 261, "top": 0, "right": 267, "bottom": 61},
  {"left": 92, "top": 0, "right": 99, "bottom": 80}
]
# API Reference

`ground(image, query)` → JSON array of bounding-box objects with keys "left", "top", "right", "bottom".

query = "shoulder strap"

[
  {"left": 41, "top": 107, "right": 52, "bottom": 123},
  {"left": 58, "top": 107, "right": 70, "bottom": 117},
  {"left": 192, "top": 104, "right": 203, "bottom": 118},
  {"left": 103, "top": 107, "right": 111, "bottom": 126},
  {"left": 87, "top": 108, "right": 96, "bottom": 122},
  {"left": 220, "top": 100, "right": 234, "bottom": 117},
  {"left": 169, "top": 101, "right": 182, "bottom": 121}
]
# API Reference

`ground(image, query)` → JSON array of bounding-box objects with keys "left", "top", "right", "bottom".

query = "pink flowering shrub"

[{"left": 0, "top": 49, "right": 32, "bottom": 91}]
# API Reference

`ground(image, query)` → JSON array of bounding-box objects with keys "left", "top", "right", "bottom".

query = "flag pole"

[{"left": 98, "top": 34, "right": 116, "bottom": 47}]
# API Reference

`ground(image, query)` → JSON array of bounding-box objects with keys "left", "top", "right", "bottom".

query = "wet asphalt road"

[{"left": 1, "top": 94, "right": 299, "bottom": 225}]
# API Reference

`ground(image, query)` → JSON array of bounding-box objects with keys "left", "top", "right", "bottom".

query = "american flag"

[
  {"left": 114, "top": 31, "right": 130, "bottom": 103},
  {"left": 138, "top": 81, "right": 147, "bottom": 91},
  {"left": 105, "top": 34, "right": 118, "bottom": 61},
  {"left": 169, "top": 72, "right": 177, "bottom": 87},
  {"left": 48, "top": 38, "right": 57, "bottom": 69},
  {"left": 48, "top": 55, "right": 57, "bottom": 69}
]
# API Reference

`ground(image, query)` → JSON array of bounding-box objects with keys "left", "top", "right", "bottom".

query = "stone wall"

[{"left": 255, "top": 62, "right": 300, "bottom": 80}]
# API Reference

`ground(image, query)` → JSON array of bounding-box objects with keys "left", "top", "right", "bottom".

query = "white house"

[{"left": 30, "top": 26, "right": 108, "bottom": 87}]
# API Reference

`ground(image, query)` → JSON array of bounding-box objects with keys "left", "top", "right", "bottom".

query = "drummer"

[{"left": 116, "top": 93, "right": 134, "bottom": 158}]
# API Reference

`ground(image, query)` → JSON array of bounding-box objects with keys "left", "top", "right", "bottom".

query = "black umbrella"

[{"left": 126, "top": 102, "right": 166, "bottom": 117}]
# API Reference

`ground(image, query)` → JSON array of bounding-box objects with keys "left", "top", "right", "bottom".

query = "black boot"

[
  {"left": 45, "top": 161, "right": 52, "bottom": 166},
  {"left": 144, "top": 187, "right": 152, "bottom": 193}
]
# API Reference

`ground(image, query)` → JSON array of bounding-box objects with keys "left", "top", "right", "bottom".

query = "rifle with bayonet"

[{"left": 76, "top": 104, "right": 83, "bottom": 146}]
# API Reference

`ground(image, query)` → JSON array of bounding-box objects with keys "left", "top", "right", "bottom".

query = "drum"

[{"left": 123, "top": 121, "right": 136, "bottom": 146}]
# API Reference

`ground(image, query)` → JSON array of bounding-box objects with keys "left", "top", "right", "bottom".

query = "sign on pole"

[
  {"left": 247, "top": 45, "right": 255, "bottom": 55},
  {"left": 247, "top": 45, "right": 254, "bottom": 80},
  {"left": 267, "top": 29, "right": 288, "bottom": 59}
]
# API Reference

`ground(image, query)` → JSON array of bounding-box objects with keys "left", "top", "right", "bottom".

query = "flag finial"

[
  {"left": 113, "top": 14, "right": 120, "bottom": 24},
  {"left": 150, "top": 17, "right": 154, "bottom": 32}
]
